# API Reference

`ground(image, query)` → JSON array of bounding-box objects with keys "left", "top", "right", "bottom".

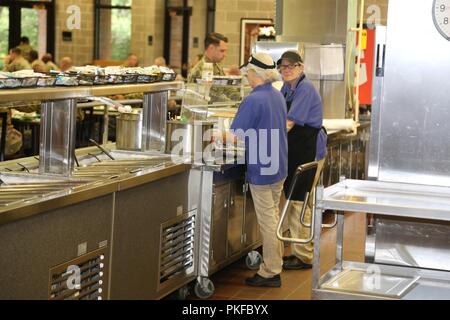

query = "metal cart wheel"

[
  {"left": 246, "top": 251, "right": 262, "bottom": 270},
  {"left": 194, "top": 278, "right": 215, "bottom": 299},
  {"left": 175, "top": 286, "right": 190, "bottom": 300}
]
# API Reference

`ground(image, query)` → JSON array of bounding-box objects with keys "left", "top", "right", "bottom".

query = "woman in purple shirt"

[
  {"left": 218, "top": 53, "right": 288, "bottom": 287},
  {"left": 278, "top": 50, "right": 327, "bottom": 271}
]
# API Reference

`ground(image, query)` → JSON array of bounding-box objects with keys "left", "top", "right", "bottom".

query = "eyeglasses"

[{"left": 278, "top": 64, "right": 300, "bottom": 71}]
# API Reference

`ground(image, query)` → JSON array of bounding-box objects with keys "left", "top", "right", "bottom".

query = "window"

[
  {"left": 0, "top": 6, "right": 9, "bottom": 69},
  {"left": 95, "top": 0, "right": 132, "bottom": 61},
  {"left": 0, "top": 1, "right": 54, "bottom": 68}
]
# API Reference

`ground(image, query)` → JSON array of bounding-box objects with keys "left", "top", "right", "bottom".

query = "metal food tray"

[
  {"left": 0, "top": 78, "right": 23, "bottom": 89},
  {"left": 162, "top": 73, "right": 177, "bottom": 82},
  {"left": 320, "top": 179, "right": 450, "bottom": 222},
  {"left": 320, "top": 267, "right": 420, "bottom": 299},
  {"left": 106, "top": 74, "right": 124, "bottom": 85},
  {"left": 55, "top": 74, "right": 80, "bottom": 87},
  {"left": 78, "top": 74, "right": 95, "bottom": 86},
  {"left": 37, "top": 76, "right": 57, "bottom": 87},
  {"left": 122, "top": 74, "right": 138, "bottom": 84},
  {"left": 21, "top": 77, "right": 39, "bottom": 88},
  {"left": 212, "top": 77, "right": 242, "bottom": 86},
  {"left": 136, "top": 74, "right": 159, "bottom": 84},
  {"left": 93, "top": 75, "right": 109, "bottom": 85}
]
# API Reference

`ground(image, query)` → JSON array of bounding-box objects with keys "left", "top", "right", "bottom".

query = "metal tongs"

[{"left": 85, "top": 96, "right": 124, "bottom": 110}]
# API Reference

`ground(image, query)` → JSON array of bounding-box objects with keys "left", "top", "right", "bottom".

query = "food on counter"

[
  {"left": 0, "top": 70, "right": 48, "bottom": 88},
  {"left": 0, "top": 65, "right": 178, "bottom": 89},
  {"left": 196, "top": 75, "right": 242, "bottom": 86},
  {"left": 116, "top": 105, "right": 133, "bottom": 113}
]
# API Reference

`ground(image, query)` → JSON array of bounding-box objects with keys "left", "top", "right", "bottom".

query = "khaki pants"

[
  {"left": 287, "top": 159, "right": 325, "bottom": 264},
  {"left": 249, "top": 179, "right": 285, "bottom": 278}
]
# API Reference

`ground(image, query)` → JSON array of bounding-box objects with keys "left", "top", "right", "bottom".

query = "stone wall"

[
  {"left": 54, "top": 0, "right": 166, "bottom": 67},
  {"left": 52, "top": 0, "right": 388, "bottom": 67},
  {"left": 130, "top": 0, "right": 165, "bottom": 66},
  {"left": 55, "top": 0, "right": 94, "bottom": 66},
  {"left": 214, "top": 0, "right": 275, "bottom": 67},
  {"left": 362, "top": 0, "right": 389, "bottom": 26}
]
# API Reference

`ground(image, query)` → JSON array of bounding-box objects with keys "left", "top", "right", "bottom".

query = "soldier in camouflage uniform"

[
  {"left": 2, "top": 48, "right": 31, "bottom": 72},
  {"left": 187, "top": 33, "right": 241, "bottom": 103},
  {"left": 17, "top": 37, "right": 34, "bottom": 62}
]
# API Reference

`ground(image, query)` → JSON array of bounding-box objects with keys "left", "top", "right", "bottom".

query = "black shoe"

[
  {"left": 245, "top": 274, "right": 281, "bottom": 288},
  {"left": 283, "top": 256, "right": 312, "bottom": 270},
  {"left": 283, "top": 255, "right": 296, "bottom": 261}
]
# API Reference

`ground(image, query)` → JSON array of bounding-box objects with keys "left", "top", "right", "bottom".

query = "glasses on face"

[{"left": 278, "top": 64, "right": 300, "bottom": 71}]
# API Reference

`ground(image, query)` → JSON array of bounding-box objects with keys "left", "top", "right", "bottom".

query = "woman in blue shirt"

[
  {"left": 219, "top": 53, "right": 288, "bottom": 287},
  {"left": 278, "top": 50, "right": 327, "bottom": 270}
]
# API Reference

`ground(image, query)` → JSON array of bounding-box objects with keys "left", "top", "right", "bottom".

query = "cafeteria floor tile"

[{"left": 187, "top": 212, "right": 367, "bottom": 300}]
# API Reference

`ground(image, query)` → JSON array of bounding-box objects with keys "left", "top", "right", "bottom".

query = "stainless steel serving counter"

[
  {"left": 0, "top": 145, "right": 191, "bottom": 226},
  {"left": 0, "top": 82, "right": 183, "bottom": 103},
  {"left": 0, "top": 146, "right": 200, "bottom": 300}
]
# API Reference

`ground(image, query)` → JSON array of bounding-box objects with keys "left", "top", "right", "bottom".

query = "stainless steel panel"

[
  {"left": 368, "top": 26, "right": 386, "bottom": 180},
  {"left": 142, "top": 91, "right": 168, "bottom": 153},
  {"left": 198, "top": 169, "right": 213, "bottom": 278},
  {"left": 374, "top": 0, "right": 450, "bottom": 186},
  {"left": 109, "top": 171, "right": 197, "bottom": 300},
  {"left": 277, "top": 0, "right": 350, "bottom": 44},
  {"left": 227, "top": 180, "right": 244, "bottom": 257},
  {"left": 315, "top": 261, "right": 450, "bottom": 300},
  {"left": 244, "top": 183, "right": 259, "bottom": 247},
  {"left": 0, "top": 195, "right": 113, "bottom": 300},
  {"left": 303, "top": 44, "right": 347, "bottom": 119},
  {"left": 321, "top": 268, "right": 420, "bottom": 299},
  {"left": 321, "top": 81, "right": 347, "bottom": 119},
  {"left": 374, "top": 217, "right": 450, "bottom": 272},
  {"left": 39, "top": 99, "right": 77, "bottom": 176},
  {"left": 321, "top": 179, "right": 450, "bottom": 222},
  {"left": 210, "top": 183, "right": 229, "bottom": 268}
]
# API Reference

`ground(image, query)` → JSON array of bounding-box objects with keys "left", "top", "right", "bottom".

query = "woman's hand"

[
  {"left": 211, "top": 129, "right": 238, "bottom": 146},
  {"left": 287, "top": 120, "right": 295, "bottom": 132}
]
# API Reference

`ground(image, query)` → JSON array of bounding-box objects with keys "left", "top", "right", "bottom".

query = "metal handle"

[
  {"left": 89, "top": 139, "right": 115, "bottom": 161},
  {"left": 374, "top": 27, "right": 387, "bottom": 78},
  {"left": 277, "top": 189, "right": 316, "bottom": 244},
  {"left": 276, "top": 162, "right": 318, "bottom": 244},
  {"left": 85, "top": 96, "right": 123, "bottom": 109},
  {"left": 300, "top": 201, "right": 338, "bottom": 229}
]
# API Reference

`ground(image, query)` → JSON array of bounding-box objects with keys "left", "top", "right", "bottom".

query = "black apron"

[{"left": 283, "top": 75, "right": 321, "bottom": 201}]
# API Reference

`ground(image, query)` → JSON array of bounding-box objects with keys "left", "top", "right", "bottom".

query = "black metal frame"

[
  {"left": 206, "top": 0, "right": 216, "bottom": 34},
  {"left": 1, "top": 0, "right": 55, "bottom": 57},
  {"left": 164, "top": 0, "right": 192, "bottom": 78},
  {"left": 94, "top": 0, "right": 132, "bottom": 60}
]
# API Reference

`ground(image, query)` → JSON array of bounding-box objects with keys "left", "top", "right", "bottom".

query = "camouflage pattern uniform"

[
  {"left": 31, "top": 59, "right": 46, "bottom": 73},
  {"left": 2, "top": 56, "right": 31, "bottom": 72},
  {"left": 44, "top": 61, "right": 60, "bottom": 72},
  {"left": 187, "top": 57, "right": 241, "bottom": 103},
  {"left": 17, "top": 44, "right": 33, "bottom": 62}
]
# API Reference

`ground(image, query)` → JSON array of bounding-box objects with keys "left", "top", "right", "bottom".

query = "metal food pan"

[
  {"left": 21, "top": 77, "right": 39, "bottom": 88},
  {"left": 122, "top": 74, "right": 138, "bottom": 84},
  {"left": 78, "top": 74, "right": 95, "bottom": 86},
  {"left": 55, "top": 75, "right": 80, "bottom": 87},
  {"left": 162, "top": 73, "right": 177, "bottom": 82},
  {"left": 37, "top": 76, "right": 57, "bottom": 87},
  {"left": 93, "top": 75, "right": 109, "bottom": 85},
  {"left": 0, "top": 78, "right": 23, "bottom": 89}
]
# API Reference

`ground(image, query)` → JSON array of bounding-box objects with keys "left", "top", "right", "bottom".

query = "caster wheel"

[
  {"left": 175, "top": 286, "right": 190, "bottom": 300},
  {"left": 194, "top": 278, "right": 215, "bottom": 299},
  {"left": 246, "top": 251, "right": 262, "bottom": 270}
]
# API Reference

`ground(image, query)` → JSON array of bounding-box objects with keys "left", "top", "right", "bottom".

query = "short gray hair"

[{"left": 247, "top": 64, "right": 280, "bottom": 83}]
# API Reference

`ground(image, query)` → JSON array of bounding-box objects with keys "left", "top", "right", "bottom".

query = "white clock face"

[{"left": 434, "top": 0, "right": 450, "bottom": 40}]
